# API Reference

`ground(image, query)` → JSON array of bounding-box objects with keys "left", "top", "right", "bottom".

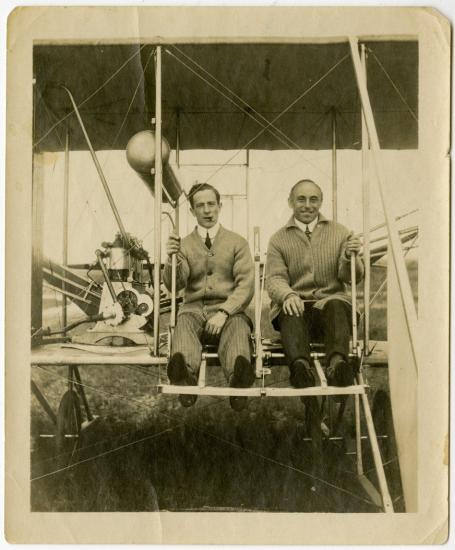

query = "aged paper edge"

[{"left": 4, "top": 5, "right": 450, "bottom": 545}]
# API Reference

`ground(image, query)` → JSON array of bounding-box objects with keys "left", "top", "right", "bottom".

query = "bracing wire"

[
  {"left": 165, "top": 49, "right": 349, "bottom": 195},
  {"left": 202, "top": 54, "right": 350, "bottom": 185},
  {"left": 68, "top": 48, "right": 156, "bottom": 241},
  {"left": 33, "top": 44, "right": 149, "bottom": 150},
  {"left": 31, "top": 364, "right": 376, "bottom": 508},
  {"left": 31, "top": 427, "right": 175, "bottom": 482},
  {"left": 367, "top": 47, "right": 418, "bottom": 123},
  {"left": 167, "top": 45, "right": 297, "bottom": 149}
]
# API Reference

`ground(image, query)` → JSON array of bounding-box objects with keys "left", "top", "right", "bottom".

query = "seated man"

[
  {"left": 265, "top": 179, "right": 363, "bottom": 388},
  {"left": 163, "top": 183, "right": 255, "bottom": 410}
]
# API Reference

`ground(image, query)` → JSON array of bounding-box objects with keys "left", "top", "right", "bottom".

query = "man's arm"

[
  {"left": 216, "top": 239, "right": 254, "bottom": 316},
  {"left": 265, "top": 237, "right": 298, "bottom": 306},
  {"left": 338, "top": 234, "right": 364, "bottom": 284},
  {"left": 162, "top": 234, "right": 190, "bottom": 291}
]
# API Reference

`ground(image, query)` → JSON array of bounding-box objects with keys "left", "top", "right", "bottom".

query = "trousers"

[
  {"left": 276, "top": 299, "right": 352, "bottom": 367},
  {"left": 171, "top": 310, "right": 252, "bottom": 380}
]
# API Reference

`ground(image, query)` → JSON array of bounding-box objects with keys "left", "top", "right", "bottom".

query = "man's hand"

[
  {"left": 205, "top": 311, "right": 228, "bottom": 337},
  {"left": 166, "top": 232, "right": 181, "bottom": 257},
  {"left": 282, "top": 294, "right": 305, "bottom": 316},
  {"left": 345, "top": 234, "right": 362, "bottom": 257}
]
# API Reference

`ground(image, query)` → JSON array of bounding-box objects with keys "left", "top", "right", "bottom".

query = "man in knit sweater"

[
  {"left": 266, "top": 179, "right": 363, "bottom": 388},
  {"left": 163, "top": 183, "right": 255, "bottom": 410}
]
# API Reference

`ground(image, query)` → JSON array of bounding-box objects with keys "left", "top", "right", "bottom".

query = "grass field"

[{"left": 31, "top": 260, "right": 417, "bottom": 512}]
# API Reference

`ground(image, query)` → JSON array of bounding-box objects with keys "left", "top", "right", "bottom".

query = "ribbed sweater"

[
  {"left": 266, "top": 214, "right": 364, "bottom": 321},
  {"left": 163, "top": 226, "right": 254, "bottom": 316}
]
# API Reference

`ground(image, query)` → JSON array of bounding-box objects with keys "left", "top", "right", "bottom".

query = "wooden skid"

[
  {"left": 31, "top": 344, "right": 167, "bottom": 366},
  {"left": 159, "top": 383, "right": 366, "bottom": 397}
]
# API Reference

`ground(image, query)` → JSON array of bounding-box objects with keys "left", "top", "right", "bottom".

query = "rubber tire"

[{"left": 56, "top": 390, "right": 82, "bottom": 459}]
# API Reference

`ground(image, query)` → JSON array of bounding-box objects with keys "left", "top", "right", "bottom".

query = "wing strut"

[{"left": 349, "top": 37, "right": 418, "bottom": 373}]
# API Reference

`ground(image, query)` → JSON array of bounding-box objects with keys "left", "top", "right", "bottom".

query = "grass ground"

[{"left": 31, "top": 260, "right": 417, "bottom": 512}]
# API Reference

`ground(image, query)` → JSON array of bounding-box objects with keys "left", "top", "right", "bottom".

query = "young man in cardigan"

[
  {"left": 266, "top": 179, "right": 363, "bottom": 389},
  {"left": 163, "top": 183, "right": 255, "bottom": 410}
]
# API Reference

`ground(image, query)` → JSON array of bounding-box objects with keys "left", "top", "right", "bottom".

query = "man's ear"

[
  {"left": 190, "top": 207, "right": 195, "bottom": 218},
  {"left": 288, "top": 196, "right": 293, "bottom": 209},
  {"left": 218, "top": 201, "right": 222, "bottom": 211}
]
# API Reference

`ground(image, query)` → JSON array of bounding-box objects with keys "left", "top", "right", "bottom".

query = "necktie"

[
  {"left": 205, "top": 232, "right": 212, "bottom": 249},
  {"left": 305, "top": 225, "right": 311, "bottom": 241}
]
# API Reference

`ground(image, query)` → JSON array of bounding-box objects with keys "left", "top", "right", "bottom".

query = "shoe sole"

[
  {"left": 329, "top": 361, "right": 354, "bottom": 387},
  {"left": 291, "top": 360, "right": 315, "bottom": 389},
  {"left": 229, "top": 395, "right": 248, "bottom": 411}
]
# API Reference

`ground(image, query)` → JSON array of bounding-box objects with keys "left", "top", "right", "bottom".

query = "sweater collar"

[{"left": 285, "top": 213, "right": 328, "bottom": 230}]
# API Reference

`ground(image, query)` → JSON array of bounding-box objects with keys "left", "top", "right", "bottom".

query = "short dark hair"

[
  {"left": 290, "top": 179, "right": 323, "bottom": 200},
  {"left": 188, "top": 183, "right": 221, "bottom": 208}
]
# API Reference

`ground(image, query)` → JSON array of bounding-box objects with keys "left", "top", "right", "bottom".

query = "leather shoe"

[
  {"left": 290, "top": 358, "right": 315, "bottom": 389},
  {"left": 326, "top": 357, "right": 354, "bottom": 387},
  {"left": 229, "top": 356, "right": 255, "bottom": 412},
  {"left": 167, "top": 353, "right": 198, "bottom": 407}
]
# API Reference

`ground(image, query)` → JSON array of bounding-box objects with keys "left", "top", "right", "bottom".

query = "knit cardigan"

[
  {"left": 266, "top": 214, "right": 364, "bottom": 321},
  {"left": 163, "top": 226, "right": 254, "bottom": 316}
]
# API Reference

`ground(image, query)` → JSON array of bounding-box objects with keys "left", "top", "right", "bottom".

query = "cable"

[
  {"left": 164, "top": 48, "right": 296, "bottom": 150},
  {"left": 32, "top": 364, "right": 374, "bottom": 507},
  {"left": 368, "top": 48, "right": 418, "bottom": 123},
  {"left": 203, "top": 54, "right": 350, "bottom": 185},
  {"left": 33, "top": 44, "right": 148, "bottom": 149},
  {"left": 168, "top": 45, "right": 298, "bottom": 149},
  {"left": 31, "top": 427, "right": 175, "bottom": 482}
]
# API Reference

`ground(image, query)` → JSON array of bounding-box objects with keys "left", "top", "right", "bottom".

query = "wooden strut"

[
  {"left": 361, "top": 44, "right": 371, "bottom": 355},
  {"left": 31, "top": 380, "right": 57, "bottom": 425},
  {"left": 331, "top": 106, "right": 338, "bottom": 222},
  {"left": 351, "top": 251, "right": 394, "bottom": 512},
  {"left": 153, "top": 46, "right": 163, "bottom": 356},
  {"left": 61, "top": 86, "right": 130, "bottom": 247},
  {"left": 62, "top": 125, "right": 69, "bottom": 332},
  {"left": 349, "top": 37, "right": 418, "bottom": 372},
  {"left": 253, "top": 227, "right": 263, "bottom": 377}
]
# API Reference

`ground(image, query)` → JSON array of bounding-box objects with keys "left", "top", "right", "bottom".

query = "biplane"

[{"left": 30, "top": 37, "right": 419, "bottom": 513}]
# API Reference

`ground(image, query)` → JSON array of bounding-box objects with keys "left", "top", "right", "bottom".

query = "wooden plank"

[
  {"left": 31, "top": 153, "right": 44, "bottom": 335},
  {"left": 361, "top": 44, "right": 371, "bottom": 354},
  {"left": 153, "top": 46, "right": 163, "bottom": 355},
  {"left": 31, "top": 344, "right": 166, "bottom": 366},
  {"left": 160, "top": 384, "right": 366, "bottom": 397},
  {"left": 349, "top": 36, "right": 418, "bottom": 372}
]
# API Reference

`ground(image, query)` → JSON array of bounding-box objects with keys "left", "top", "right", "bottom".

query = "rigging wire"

[
  {"left": 31, "top": 427, "right": 175, "bottom": 482},
  {"left": 202, "top": 54, "right": 350, "bottom": 185},
  {"left": 31, "top": 364, "right": 374, "bottom": 506},
  {"left": 168, "top": 44, "right": 298, "bottom": 149},
  {"left": 68, "top": 48, "right": 156, "bottom": 242},
  {"left": 165, "top": 49, "right": 349, "bottom": 194},
  {"left": 164, "top": 48, "right": 296, "bottom": 150},
  {"left": 33, "top": 44, "right": 149, "bottom": 150},
  {"left": 367, "top": 47, "right": 418, "bottom": 123}
]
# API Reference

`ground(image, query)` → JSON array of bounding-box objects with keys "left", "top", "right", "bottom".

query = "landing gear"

[{"left": 56, "top": 388, "right": 82, "bottom": 457}]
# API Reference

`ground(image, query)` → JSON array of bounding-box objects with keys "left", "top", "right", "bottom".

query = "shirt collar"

[
  {"left": 286, "top": 213, "right": 328, "bottom": 231},
  {"left": 196, "top": 223, "right": 220, "bottom": 240},
  {"left": 294, "top": 216, "right": 318, "bottom": 233}
]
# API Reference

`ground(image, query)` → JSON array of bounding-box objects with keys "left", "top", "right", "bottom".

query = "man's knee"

[
  {"left": 223, "top": 314, "right": 251, "bottom": 336},
  {"left": 176, "top": 312, "right": 198, "bottom": 329},
  {"left": 322, "top": 299, "right": 351, "bottom": 315}
]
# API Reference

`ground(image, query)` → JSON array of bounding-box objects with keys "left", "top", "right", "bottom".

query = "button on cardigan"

[
  {"left": 265, "top": 214, "right": 364, "bottom": 322},
  {"left": 163, "top": 226, "right": 254, "bottom": 316}
]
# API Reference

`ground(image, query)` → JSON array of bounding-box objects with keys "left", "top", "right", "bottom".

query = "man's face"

[
  {"left": 190, "top": 189, "right": 221, "bottom": 229},
  {"left": 288, "top": 181, "right": 323, "bottom": 224}
]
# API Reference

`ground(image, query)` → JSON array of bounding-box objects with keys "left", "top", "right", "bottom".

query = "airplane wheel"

[{"left": 56, "top": 390, "right": 82, "bottom": 460}]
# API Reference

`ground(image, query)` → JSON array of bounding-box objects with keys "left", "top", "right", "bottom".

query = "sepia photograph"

[{"left": 5, "top": 5, "right": 450, "bottom": 544}]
